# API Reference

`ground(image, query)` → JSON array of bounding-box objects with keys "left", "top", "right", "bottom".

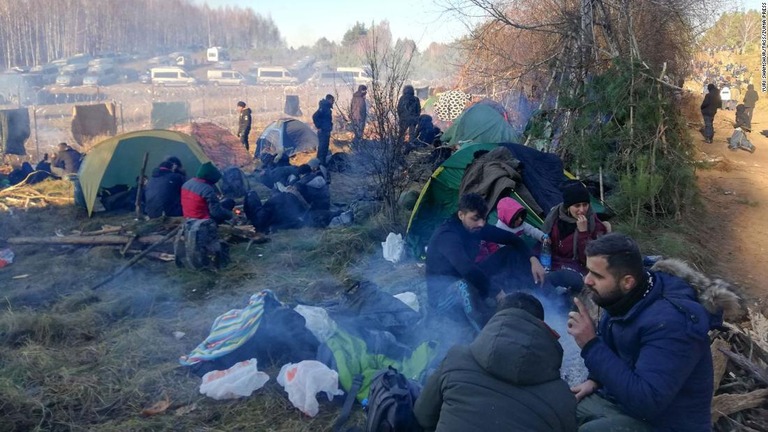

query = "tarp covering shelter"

[
  {"left": 255, "top": 118, "right": 318, "bottom": 158},
  {"left": 0, "top": 108, "right": 30, "bottom": 155},
  {"left": 151, "top": 101, "right": 191, "bottom": 129},
  {"left": 433, "top": 90, "right": 471, "bottom": 122},
  {"left": 71, "top": 103, "right": 117, "bottom": 146},
  {"left": 441, "top": 103, "right": 522, "bottom": 146},
  {"left": 79, "top": 130, "right": 210, "bottom": 216},
  {"left": 406, "top": 142, "right": 569, "bottom": 255},
  {"left": 171, "top": 122, "right": 252, "bottom": 168}
]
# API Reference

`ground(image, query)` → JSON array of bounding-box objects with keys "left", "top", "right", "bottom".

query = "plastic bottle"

[{"left": 539, "top": 235, "right": 552, "bottom": 272}]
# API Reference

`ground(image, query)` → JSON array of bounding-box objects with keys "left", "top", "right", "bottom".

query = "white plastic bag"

[
  {"left": 277, "top": 360, "right": 344, "bottom": 417},
  {"left": 0, "top": 248, "right": 15, "bottom": 268},
  {"left": 294, "top": 305, "right": 337, "bottom": 343},
  {"left": 394, "top": 292, "right": 420, "bottom": 312},
  {"left": 382, "top": 232, "right": 405, "bottom": 263},
  {"left": 199, "top": 359, "right": 270, "bottom": 400}
]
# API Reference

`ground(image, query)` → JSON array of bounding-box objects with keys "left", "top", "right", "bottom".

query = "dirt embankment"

[{"left": 689, "top": 90, "right": 768, "bottom": 311}]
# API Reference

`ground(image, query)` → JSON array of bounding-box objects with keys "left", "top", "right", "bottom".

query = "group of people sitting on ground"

[
  {"left": 420, "top": 190, "right": 733, "bottom": 431},
  {"left": 5, "top": 142, "right": 82, "bottom": 186}
]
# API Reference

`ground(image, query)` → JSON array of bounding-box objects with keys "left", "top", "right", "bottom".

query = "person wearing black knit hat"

[{"left": 540, "top": 182, "right": 609, "bottom": 293}]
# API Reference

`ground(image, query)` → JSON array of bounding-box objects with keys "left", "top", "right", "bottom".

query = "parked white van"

[
  {"left": 336, "top": 67, "right": 372, "bottom": 86},
  {"left": 150, "top": 67, "right": 196, "bottom": 86},
  {"left": 255, "top": 67, "right": 298, "bottom": 86},
  {"left": 207, "top": 69, "right": 247, "bottom": 86}
]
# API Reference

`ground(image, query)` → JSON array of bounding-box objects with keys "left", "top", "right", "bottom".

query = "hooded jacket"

[
  {"left": 312, "top": 99, "right": 333, "bottom": 133},
  {"left": 237, "top": 107, "right": 252, "bottom": 137},
  {"left": 145, "top": 165, "right": 185, "bottom": 218},
  {"left": 701, "top": 87, "right": 721, "bottom": 117},
  {"left": 350, "top": 89, "right": 367, "bottom": 124},
  {"left": 414, "top": 308, "right": 577, "bottom": 432},
  {"left": 397, "top": 85, "right": 421, "bottom": 126},
  {"left": 181, "top": 162, "right": 232, "bottom": 223},
  {"left": 581, "top": 259, "right": 741, "bottom": 431}
]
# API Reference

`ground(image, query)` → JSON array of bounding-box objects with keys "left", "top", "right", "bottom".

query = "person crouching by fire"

[{"left": 178, "top": 162, "right": 234, "bottom": 269}]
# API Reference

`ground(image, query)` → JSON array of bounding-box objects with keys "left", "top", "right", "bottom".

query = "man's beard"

[{"left": 588, "top": 285, "right": 625, "bottom": 308}]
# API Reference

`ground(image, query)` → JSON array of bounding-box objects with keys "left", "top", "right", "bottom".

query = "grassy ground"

[{"left": 0, "top": 168, "right": 430, "bottom": 431}]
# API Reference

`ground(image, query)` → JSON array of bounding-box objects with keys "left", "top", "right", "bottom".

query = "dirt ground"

[{"left": 692, "top": 102, "right": 768, "bottom": 310}]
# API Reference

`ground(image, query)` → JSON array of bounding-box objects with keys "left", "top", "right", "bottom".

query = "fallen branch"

[
  {"left": 712, "top": 389, "right": 768, "bottom": 423},
  {"left": 719, "top": 348, "right": 768, "bottom": 387},
  {"left": 712, "top": 339, "right": 731, "bottom": 392},
  {"left": 91, "top": 226, "right": 181, "bottom": 290},
  {"left": 7, "top": 234, "right": 167, "bottom": 246}
]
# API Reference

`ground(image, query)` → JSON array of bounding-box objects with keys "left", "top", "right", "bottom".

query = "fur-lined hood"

[{"left": 651, "top": 258, "right": 742, "bottom": 321}]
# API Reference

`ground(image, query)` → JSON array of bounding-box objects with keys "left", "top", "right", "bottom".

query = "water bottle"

[{"left": 540, "top": 235, "right": 552, "bottom": 272}]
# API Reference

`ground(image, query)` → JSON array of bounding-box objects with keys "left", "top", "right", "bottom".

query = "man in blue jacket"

[
  {"left": 426, "top": 193, "right": 546, "bottom": 335},
  {"left": 567, "top": 233, "right": 717, "bottom": 431}
]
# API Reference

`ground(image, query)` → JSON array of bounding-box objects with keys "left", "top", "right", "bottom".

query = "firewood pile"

[
  {"left": 6, "top": 219, "right": 268, "bottom": 262},
  {"left": 0, "top": 180, "right": 74, "bottom": 211},
  {"left": 712, "top": 308, "right": 768, "bottom": 431}
]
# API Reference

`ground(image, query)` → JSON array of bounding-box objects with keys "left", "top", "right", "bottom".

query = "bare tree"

[{"left": 353, "top": 23, "right": 416, "bottom": 226}]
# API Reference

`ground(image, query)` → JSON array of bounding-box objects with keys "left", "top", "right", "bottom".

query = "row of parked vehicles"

[{"left": 142, "top": 66, "right": 373, "bottom": 87}]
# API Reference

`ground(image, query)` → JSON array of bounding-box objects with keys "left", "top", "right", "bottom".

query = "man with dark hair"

[
  {"left": 415, "top": 291, "right": 576, "bottom": 431},
  {"left": 236, "top": 101, "right": 252, "bottom": 152},
  {"left": 426, "top": 193, "right": 546, "bottom": 333},
  {"left": 700, "top": 83, "right": 721, "bottom": 143},
  {"left": 350, "top": 85, "right": 367, "bottom": 144},
  {"left": 312, "top": 94, "right": 334, "bottom": 164},
  {"left": 567, "top": 233, "right": 718, "bottom": 431}
]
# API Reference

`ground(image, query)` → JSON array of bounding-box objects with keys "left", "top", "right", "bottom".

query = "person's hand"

[
  {"left": 567, "top": 297, "right": 596, "bottom": 348},
  {"left": 576, "top": 215, "right": 588, "bottom": 232},
  {"left": 570, "top": 379, "right": 599, "bottom": 402},
  {"left": 530, "top": 257, "right": 546, "bottom": 286}
]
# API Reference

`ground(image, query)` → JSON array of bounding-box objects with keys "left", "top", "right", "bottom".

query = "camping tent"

[
  {"left": 79, "top": 130, "right": 210, "bottom": 216},
  {"left": 406, "top": 142, "right": 569, "bottom": 256},
  {"left": 441, "top": 103, "right": 522, "bottom": 146},
  {"left": 255, "top": 118, "right": 318, "bottom": 158}
]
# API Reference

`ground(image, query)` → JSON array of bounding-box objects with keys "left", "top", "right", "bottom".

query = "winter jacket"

[
  {"left": 542, "top": 204, "right": 607, "bottom": 274},
  {"left": 181, "top": 178, "right": 232, "bottom": 223},
  {"left": 397, "top": 86, "right": 421, "bottom": 127},
  {"left": 54, "top": 147, "right": 82, "bottom": 174},
  {"left": 350, "top": 90, "right": 367, "bottom": 124},
  {"left": 145, "top": 167, "right": 185, "bottom": 218},
  {"left": 414, "top": 307, "right": 577, "bottom": 432},
  {"left": 425, "top": 217, "right": 532, "bottom": 307},
  {"left": 312, "top": 99, "right": 333, "bottom": 133},
  {"left": 582, "top": 262, "right": 727, "bottom": 431},
  {"left": 237, "top": 107, "right": 252, "bottom": 137},
  {"left": 701, "top": 88, "right": 721, "bottom": 116},
  {"left": 743, "top": 86, "right": 759, "bottom": 108},
  {"left": 296, "top": 173, "right": 330, "bottom": 210}
]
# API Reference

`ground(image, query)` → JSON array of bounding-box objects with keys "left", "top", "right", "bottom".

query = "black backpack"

[{"left": 365, "top": 366, "right": 423, "bottom": 432}]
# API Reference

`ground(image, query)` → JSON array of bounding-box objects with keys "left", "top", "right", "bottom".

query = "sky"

[
  {"left": 193, "top": 0, "right": 469, "bottom": 50},
  {"left": 194, "top": 0, "right": 765, "bottom": 50}
]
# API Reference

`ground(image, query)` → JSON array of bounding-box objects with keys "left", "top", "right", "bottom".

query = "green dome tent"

[
  {"left": 441, "top": 103, "right": 522, "bottom": 146},
  {"left": 406, "top": 142, "right": 609, "bottom": 257},
  {"left": 79, "top": 130, "right": 211, "bottom": 216}
]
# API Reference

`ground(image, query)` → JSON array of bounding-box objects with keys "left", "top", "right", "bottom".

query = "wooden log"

[
  {"left": 719, "top": 348, "right": 768, "bottom": 387},
  {"left": 711, "top": 389, "right": 768, "bottom": 423},
  {"left": 712, "top": 339, "right": 731, "bottom": 392},
  {"left": 7, "top": 235, "right": 166, "bottom": 246},
  {"left": 79, "top": 226, "right": 125, "bottom": 236},
  {"left": 91, "top": 226, "right": 181, "bottom": 290}
]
